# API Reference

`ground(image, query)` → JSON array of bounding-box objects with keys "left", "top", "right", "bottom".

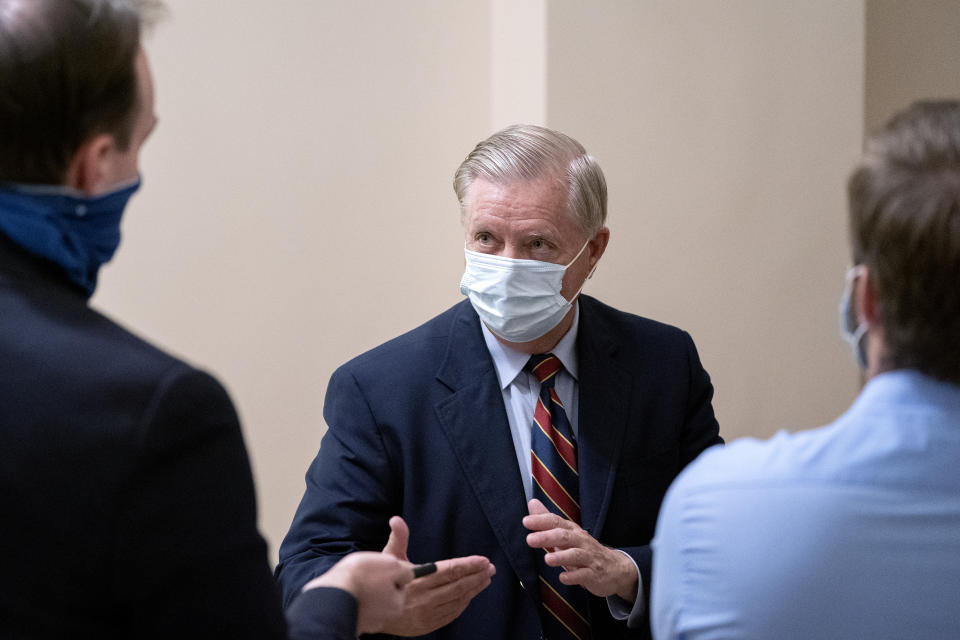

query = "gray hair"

[{"left": 453, "top": 124, "right": 608, "bottom": 236}]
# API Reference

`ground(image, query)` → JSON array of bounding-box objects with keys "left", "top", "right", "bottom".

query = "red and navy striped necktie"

[{"left": 527, "top": 354, "right": 592, "bottom": 640}]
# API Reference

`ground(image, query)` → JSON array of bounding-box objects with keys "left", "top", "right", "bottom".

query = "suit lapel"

[
  {"left": 434, "top": 303, "right": 540, "bottom": 597},
  {"left": 576, "top": 296, "right": 633, "bottom": 538}
]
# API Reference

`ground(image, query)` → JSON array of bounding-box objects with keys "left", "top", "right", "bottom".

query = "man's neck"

[{"left": 864, "top": 327, "right": 892, "bottom": 382}]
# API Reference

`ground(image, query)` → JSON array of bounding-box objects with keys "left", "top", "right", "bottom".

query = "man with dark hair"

[
  {"left": 0, "top": 1, "right": 411, "bottom": 637},
  {"left": 651, "top": 100, "right": 960, "bottom": 639}
]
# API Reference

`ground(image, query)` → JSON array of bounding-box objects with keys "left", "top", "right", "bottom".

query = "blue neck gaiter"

[{"left": 0, "top": 177, "right": 141, "bottom": 297}]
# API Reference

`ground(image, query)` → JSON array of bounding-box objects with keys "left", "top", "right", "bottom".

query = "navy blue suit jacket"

[
  {"left": 0, "top": 233, "right": 356, "bottom": 639},
  {"left": 277, "top": 296, "right": 721, "bottom": 639}
]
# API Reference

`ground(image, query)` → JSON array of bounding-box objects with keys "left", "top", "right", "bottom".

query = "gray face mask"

[{"left": 839, "top": 265, "right": 868, "bottom": 369}]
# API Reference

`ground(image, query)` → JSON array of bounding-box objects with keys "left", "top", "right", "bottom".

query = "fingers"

[
  {"left": 419, "top": 597, "right": 471, "bottom": 626},
  {"left": 527, "top": 498, "right": 549, "bottom": 515},
  {"left": 412, "top": 562, "right": 437, "bottom": 579},
  {"left": 420, "top": 573, "right": 490, "bottom": 619},
  {"left": 537, "top": 542, "right": 638, "bottom": 600},
  {"left": 542, "top": 546, "right": 588, "bottom": 569},
  {"left": 386, "top": 586, "right": 482, "bottom": 636},
  {"left": 403, "top": 556, "right": 494, "bottom": 609},
  {"left": 556, "top": 559, "right": 635, "bottom": 600},
  {"left": 415, "top": 560, "right": 493, "bottom": 607},
  {"left": 380, "top": 555, "right": 495, "bottom": 636},
  {"left": 525, "top": 524, "right": 585, "bottom": 551},
  {"left": 436, "top": 555, "right": 495, "bottom": 580},
  {"left": 557, "top": 567, "right": 593, "bottom": 586},
  {"left": 411, "top": 555, "right": 493, "bottom": 589},
  {"left": 523, "top": 500, "right": 576, "bottom": 533},
  {"left": 382, "top": 515, "right": 409, "bottom": 561},
  {"left": 393, "top": 558, "right": 415, "bottom": 588}
]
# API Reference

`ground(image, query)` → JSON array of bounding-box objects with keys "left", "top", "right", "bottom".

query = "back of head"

[
  {"left": 453, "top": 124, "right": 608, "bottom": 236},
  {"left": 848, "top": 100, "right": 960, "bottom": 384},
  {"left": 0, "top": 0, "right": 149, "bottom": 185}
]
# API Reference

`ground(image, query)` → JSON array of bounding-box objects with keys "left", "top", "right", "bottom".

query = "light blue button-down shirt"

[
  {"left": 481, "top": 303, "right": 646, "bottom": 625},
  {"left": 651, "top": 370, "right": 960, "bottom": 640},
  {"left": 480, "top": 305, "right": 581, "bottom": 503}
]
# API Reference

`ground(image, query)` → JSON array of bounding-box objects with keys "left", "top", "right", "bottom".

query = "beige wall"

[
  {"left": 548, "top": 1, "right": 864, "bottom": 443},
  {"left": 866, "top": 0, "right": 960, "bottom": 131},
  {"left": 100, "top": 1, "right": 489, "bottom": 555},
  {"left": 93, "top": 1, "right": 947, "bottom": 560}
]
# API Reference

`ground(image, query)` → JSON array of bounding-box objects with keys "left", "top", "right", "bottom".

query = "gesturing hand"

[
  {"left": 381, "top": 515, "right": 496, "bottom": 636},
  {"left": 523, "top": 498, "right": 638, "bottom": 602},
  {"left": 302, "top": 550, "right": 412, "bottom": 635}
]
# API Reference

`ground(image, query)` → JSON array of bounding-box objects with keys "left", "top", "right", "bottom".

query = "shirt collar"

[
  {"left": 481, "top": 302, "right": 580, "bottom": 390},
  {"left": 851, "top": 369, "right": 960, "bottom": 414}
]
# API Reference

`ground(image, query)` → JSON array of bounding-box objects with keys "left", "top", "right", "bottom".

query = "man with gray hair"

[
  {"left": 278, "top": 125, "right": 722, "bottom": 639},
  {"left": 0, "top": 1, "right": 411, "bottom": 637},
  {"left": 651, "top": 101, "right": 960, "bottom": 639}
]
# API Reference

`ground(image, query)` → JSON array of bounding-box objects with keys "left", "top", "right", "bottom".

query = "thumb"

[
  {"left": 382, "top": 515, "right": 409, "bottom": 561},
  {"left": 528, "top": 498, "right": 549, "bottom": 516}
]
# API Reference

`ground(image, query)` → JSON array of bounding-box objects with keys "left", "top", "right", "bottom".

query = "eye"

[
  {"left": 529, "top": 237, "right": 555, "bottom": 252},
  {"left": 476, "top": 232, "right": 492, "bottom": 244}
]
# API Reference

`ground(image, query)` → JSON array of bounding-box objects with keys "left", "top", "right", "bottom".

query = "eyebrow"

[{"left": 523, "top": 232, "right": 558, "bottom": 244}]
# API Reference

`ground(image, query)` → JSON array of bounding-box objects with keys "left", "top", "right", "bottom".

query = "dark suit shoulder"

[
  {"left": 2, "top": 239, "right": 174, "bottom": 380},
  {"left": 579, "top": 294, "right": 693, "bottom": 352},
  {"left": 3, "top": 272, "right": 181, "bottom": 374},
  {"left": 335, "top": 300, "right": 469, "bottom": 377},
  {"left": 0, "top": 254, "right": 276, "bottom": 637},
  {"left": 0, "top": 263, "right": 222, "bottom": 451},
  {"left": 59, "top": 303, "right": 184, "bottom": 380}
]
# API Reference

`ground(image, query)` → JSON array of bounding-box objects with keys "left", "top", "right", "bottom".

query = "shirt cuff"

[{"left": 605, "top": 549, "right": 645, "bottom": 628}]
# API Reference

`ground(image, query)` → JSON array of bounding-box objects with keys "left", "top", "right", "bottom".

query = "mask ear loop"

[
  {"left": 842, "top": 265, "right": 868, "bottom": 329},
  {"left": 567, "top": 237, "right": 600, "bottom": 300},
  {"left": 840, "top": 265, "right": 869, "bottom": 368},
  {"left": 564, "top": 238, "right": 591, "bottom": 268}
]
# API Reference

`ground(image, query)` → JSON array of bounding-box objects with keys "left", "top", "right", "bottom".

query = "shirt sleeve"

[
  {"left": 606, "top": 549, "right": 646, "bottom": 628},
  {"left": 650, "top": 477, "right": 688, "bottom": 640}
]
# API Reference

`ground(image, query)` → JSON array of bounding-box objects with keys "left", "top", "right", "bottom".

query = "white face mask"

[
  {"left": 459, "top": 240, "right": 592, "bottom": 343},
  {"left": 839, "top": 265, "right": 869, "bottom": 368}
]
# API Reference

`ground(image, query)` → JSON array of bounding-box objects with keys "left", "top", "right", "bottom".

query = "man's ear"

[
  {"left": 587, "top": 226, "right": 610, "bottom": 274},
  {"left": 64, "top": 133, "right": 116, "bottom": 195},
  {"left": 855, "top": 266, "right": 880, "bottom": 327}
]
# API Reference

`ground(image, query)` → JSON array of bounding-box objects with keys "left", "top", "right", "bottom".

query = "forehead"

[{"left": 464, "top": 177, "right": 572, "bottom": 227}]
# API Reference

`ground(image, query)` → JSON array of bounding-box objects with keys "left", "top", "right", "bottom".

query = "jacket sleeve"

[
  {"left": 286, "top": 586, "right": 359, "bottom": 640},
  {"left": 678, "top": 330, "right": 724, "bottom": 467},
  {"left": 110, "top": 366, "right": 288, "bottom": 639},
  {"left": 618, "top": 330, "right": 722, "bottom": 634},
  {"left": 275, "top": 365, "right": 399, "bottom": 608}
]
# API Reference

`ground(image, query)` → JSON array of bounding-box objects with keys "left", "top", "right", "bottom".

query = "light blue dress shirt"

[
  {"left": 651, "top": 370, "right": 960, "bottom": 640},
  {"left": 480, "top": 303, "right": 646, "bottom": 625},
  {"left": 480, "top": 306, "right": 581, "bottom": 503}
]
